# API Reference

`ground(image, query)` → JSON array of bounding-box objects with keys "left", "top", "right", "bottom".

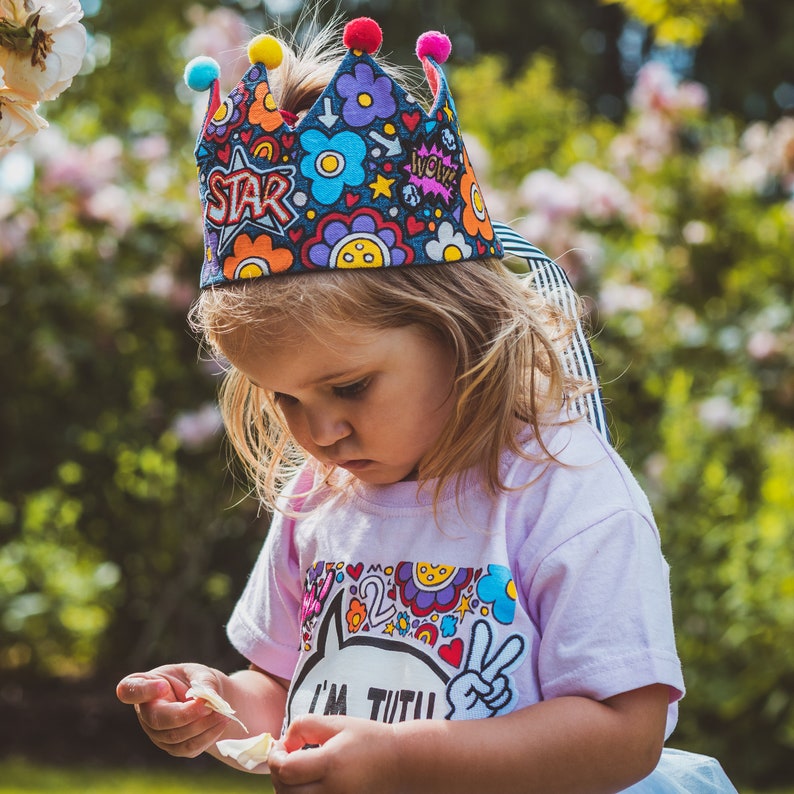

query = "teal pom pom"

[{"left": 184, "top": 56, "right": 220, "bottom": 91}]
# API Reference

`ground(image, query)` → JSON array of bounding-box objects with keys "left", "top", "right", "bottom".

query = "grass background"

[
  {"left": 1, "top": 758, "right": 792, "bottom": 793},
  {"left": 0, "top": 759, "right": 273, "bottom": 794}
]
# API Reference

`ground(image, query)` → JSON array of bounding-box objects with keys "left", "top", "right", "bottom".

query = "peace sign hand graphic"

[{"left": 445, "top": 620, "right": 526, "bottom": 720}]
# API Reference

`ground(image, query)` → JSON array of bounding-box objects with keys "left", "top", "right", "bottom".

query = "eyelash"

[
  {"left": 333, "top": 378, "right": 370, "bottom": 399},
  {"left": 272, "top": 378, "right": 370, "bottom": 405}
]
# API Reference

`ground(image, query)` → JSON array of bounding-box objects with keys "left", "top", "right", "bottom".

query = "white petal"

[
  {"left": 216, "top": 732, "right": 274, "bottom": 771},
  {"left": 185, "top": 681, "right": 249, "bottom": 733},
  {"left": 0, "top": 96, "right": 48, "bottom": 149}
]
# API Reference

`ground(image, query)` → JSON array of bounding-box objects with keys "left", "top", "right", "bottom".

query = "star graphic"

[
  {"left": 443, "top": 101, "right": 454, "bottom": 122},
  {"left": 209, "top": 147, "right": 297, "bottom": 254},
  {"left": 369, "top": 172, "right": 396, "bottom": 199},
  {"left": 384, "top": 621, "right": 396, "bottom": 635},
  {"left": 454, "top": 594, "right": 473, "bottom": 621}
]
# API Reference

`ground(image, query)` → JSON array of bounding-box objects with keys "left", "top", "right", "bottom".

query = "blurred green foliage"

[{"left": 1, "top": 0, "right": 793, "bottom": 787}]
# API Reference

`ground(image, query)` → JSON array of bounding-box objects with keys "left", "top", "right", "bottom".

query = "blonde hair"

[
  {"left": 188, "top": 13, "right": 591, "bottom": 512},
  {"left": 190, "top": 261, "right": 589, "bottom": 511}
]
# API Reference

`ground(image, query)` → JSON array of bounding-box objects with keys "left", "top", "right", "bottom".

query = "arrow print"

[
  {"left": 368, "top": 130, "right": 402, "bottom": 157},
  {"left": 318, "top": 97, "right": 339, "bottom": 128}
]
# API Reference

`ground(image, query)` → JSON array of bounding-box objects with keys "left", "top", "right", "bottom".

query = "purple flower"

[
  {"left": 303, "top": 208, "right": 412, "bottom": 269},
  {"left": 395, "top": 562, "right": 473, "bottom": 618},
  {"left": 336, "top": 62, "right": 396, "bottom": 128}
]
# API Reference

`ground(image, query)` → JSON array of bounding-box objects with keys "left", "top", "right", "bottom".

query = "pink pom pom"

[
  {"left": 416, "top": 31, "right": 451, "bottom": 64},
  {"left": 343, "top": 17, "right": 383, "bottom": 54}
]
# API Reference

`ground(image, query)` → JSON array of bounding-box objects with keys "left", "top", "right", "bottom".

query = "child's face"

[{"left": 223, "top": 323, "right": 457, "bottom": 485}]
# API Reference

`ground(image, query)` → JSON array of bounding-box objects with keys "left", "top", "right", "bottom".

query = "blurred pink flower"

[
  {"left": 746, "top": 330, "right": 779, "bottom": 361},
  {"left": 35, "top": 130, "right": 122, "bottom": 193},
  {"left": 171, "top": 403, "right": 223, "bottom": 450},
  {"left": 0, "top": 0, "right": 86, "bottom": 103},
  {"left": 568, "top": 162, "right": 632, "bottom": 223},
  {"left": 698, "top": 395, "right": 744, "bottom": 431},
  {"left": 183, "top": 5, "right": 250, "bottom": 92},
  {"left": 629, "top": 61, "right": 707, "bottom": 119},
  {"left": 598, "top": 282, "right": 654, "bottom": 316},
  {"left": 519, "top": 169, "right": 580, "bottom": 221}
]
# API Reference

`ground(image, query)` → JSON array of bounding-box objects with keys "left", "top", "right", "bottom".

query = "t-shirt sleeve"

[
  {"left": 527, "top": 509, "right": 685, "bottom": 736},
  {"left": 226, "top": 505, "right": 304, "bottom": 680}
]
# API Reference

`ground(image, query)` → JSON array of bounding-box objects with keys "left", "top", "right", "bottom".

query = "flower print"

[
  {"left": 346, "top": 597, "right": 368, "bottom": 633},
  {"left": 249, "top": 80, "right": 284, "bottom": 133},
  {"left": 424, "top": 221, "right": 472, "bottom": 262},
  {"left": 222, "top": 232, "right": 294, "bottom": 281},
  {"left": 440, "top": 614, "right": 458, "bottom": 638},
  {"left": 395, "top": 561, "right": 473, "bottom": 617},
  {"left": 395, "top": 611, "right": 411, "bottom": 636},
  {"left": 303, "top": 207, "right": 413, "bottom": 269},
  {"left": 299, "top": 127, "right": 366, "bottom": 204},
  {"left": 460, "top": 145, "right": 494, "bottom": 241},
  {"left": 205, "top": 86, "right": 248, "bottom": 143},
  {"left": 476, "top": 564, "right": 518, "bottom": 625},
  {"left": 336, "top": 61, "right": 396, "bottom": 128}
]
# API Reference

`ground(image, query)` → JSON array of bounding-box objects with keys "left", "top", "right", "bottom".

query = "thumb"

[{"left": 116, "top": 675, "right": 170, "bottom": 705}]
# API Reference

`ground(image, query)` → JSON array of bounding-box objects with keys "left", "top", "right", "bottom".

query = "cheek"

[{"left": 278, "top": 406, "right": 307, "bottom": 445}]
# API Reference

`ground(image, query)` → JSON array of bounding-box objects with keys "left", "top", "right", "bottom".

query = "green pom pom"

[{"left": 184, "top": 57, "right": 220, "bottom": 92}]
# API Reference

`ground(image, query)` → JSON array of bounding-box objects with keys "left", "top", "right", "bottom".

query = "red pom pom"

[
  {"left": 343, "top": 17, "right": 382, "bottom": 54},
  {"left": 416, "top": 31, "right": 451, "bottom": 64}
]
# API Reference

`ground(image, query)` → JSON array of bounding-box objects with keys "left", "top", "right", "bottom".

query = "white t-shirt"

[{"left": 227, "top": 419, "right": 685, "bottom": 738}]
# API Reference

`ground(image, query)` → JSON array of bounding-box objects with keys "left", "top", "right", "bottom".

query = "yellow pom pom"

[{"left": 248, "top": 34, "right": 283, "bottom": 69}]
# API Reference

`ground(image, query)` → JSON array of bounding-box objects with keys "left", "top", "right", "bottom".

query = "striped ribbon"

[{"left": 493, "top": 221, "right": 610, "bottom": 442}]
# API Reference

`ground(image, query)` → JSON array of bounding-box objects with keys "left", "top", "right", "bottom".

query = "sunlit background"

[{"left": 1, "top": 0, "right": 793, "bottom": 790}]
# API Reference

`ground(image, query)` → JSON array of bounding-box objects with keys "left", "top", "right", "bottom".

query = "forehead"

[{"left": 222, "top": 322, "right": 447, "bottom": 389}]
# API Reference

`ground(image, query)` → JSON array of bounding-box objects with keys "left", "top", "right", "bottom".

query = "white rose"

[
  {"left": 0, "top": 0, "right": 87, "bottom": 103},
  {"left": 0, "top": 92, "right": 47, "bottom": 148}
]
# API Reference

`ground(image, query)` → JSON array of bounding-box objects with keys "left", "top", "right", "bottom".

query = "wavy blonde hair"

[
  {"left": 188, "top": 12, "right": 591, "bottom": 512},
  {"left": 190, "top": 261, "right": 589, "bottom": 512}
]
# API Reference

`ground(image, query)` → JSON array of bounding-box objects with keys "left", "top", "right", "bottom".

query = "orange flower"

[
  {"left": 346, "top": 597, "right": 367, "bottom": 633},
  {"left": 249, "top": 81, "right": 283, "bottom": 132},
  {"left": 222, "top": 233, "right": 294, "bottom": 280},
  {"left": 460, "top": 145, "right": 494, "bottom": 241}
]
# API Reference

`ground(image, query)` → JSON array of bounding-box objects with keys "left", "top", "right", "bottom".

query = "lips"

[{"left": 335, "top": 459, "right": 373, "bottom": 471}]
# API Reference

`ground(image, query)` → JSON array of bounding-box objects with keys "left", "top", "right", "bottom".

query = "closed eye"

[
  {"left": 272, "top": 391, "right": 298, "bottom": 406},
  {"left": 333, "top": 378, "right": 370, "bottom": 399}
]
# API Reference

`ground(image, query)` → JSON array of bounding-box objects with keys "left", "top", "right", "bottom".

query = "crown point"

[
  {"left": 416, "top": 31, "right": 451, "bottom": 64},
  {"left": 343, "top": 17, "right": 382, "bottom": 54},
  {"left": 184, "top": 56, "right": 220, "bottom": 92},
  {"left": 248, "top": 34, "right": 283, "bottom": 69}
]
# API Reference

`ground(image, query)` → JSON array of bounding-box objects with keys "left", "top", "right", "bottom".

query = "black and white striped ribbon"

[{"left": 493, "top": 220, "right": 610, "bottom": 442}]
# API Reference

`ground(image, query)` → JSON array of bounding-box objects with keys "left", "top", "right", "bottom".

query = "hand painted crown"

[{"left": 184, "top": 18, "right": 503, "bottom": 288}]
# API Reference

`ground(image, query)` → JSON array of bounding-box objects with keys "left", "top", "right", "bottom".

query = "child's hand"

[
  {"left": 267, "top": 714, "right": 400, "bottom": 794},
  {"left": 116, "top": 664, "right": 232, "bottom": 758}
]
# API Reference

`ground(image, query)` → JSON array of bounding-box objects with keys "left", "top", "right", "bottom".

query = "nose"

[{"left": 303, "top": 405, "right": 352, "bottom": 449}]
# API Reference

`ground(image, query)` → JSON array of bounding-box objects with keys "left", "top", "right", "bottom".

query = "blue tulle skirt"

[{"left": 622, "top": 749, "right": 738, "bottom": 793}]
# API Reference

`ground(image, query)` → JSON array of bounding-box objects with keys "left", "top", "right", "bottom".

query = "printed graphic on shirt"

[{"left": 287, "top": 560, "right": 528, "bottom": 725}]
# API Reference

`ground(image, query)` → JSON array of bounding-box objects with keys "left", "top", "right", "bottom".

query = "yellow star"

[
  {"left": 384, "top": 621, "right": 396, "bottom": 635},
  {"left": 454, "top": 594, "right": 473, "bottom": 620},
  {"left": 369, "top": 173, "right": 395, "bottom": 199}
]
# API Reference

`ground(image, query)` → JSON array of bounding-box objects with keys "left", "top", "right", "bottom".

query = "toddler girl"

[{"left": 117, "top": 15, "right": 737, "bottom": 794}]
